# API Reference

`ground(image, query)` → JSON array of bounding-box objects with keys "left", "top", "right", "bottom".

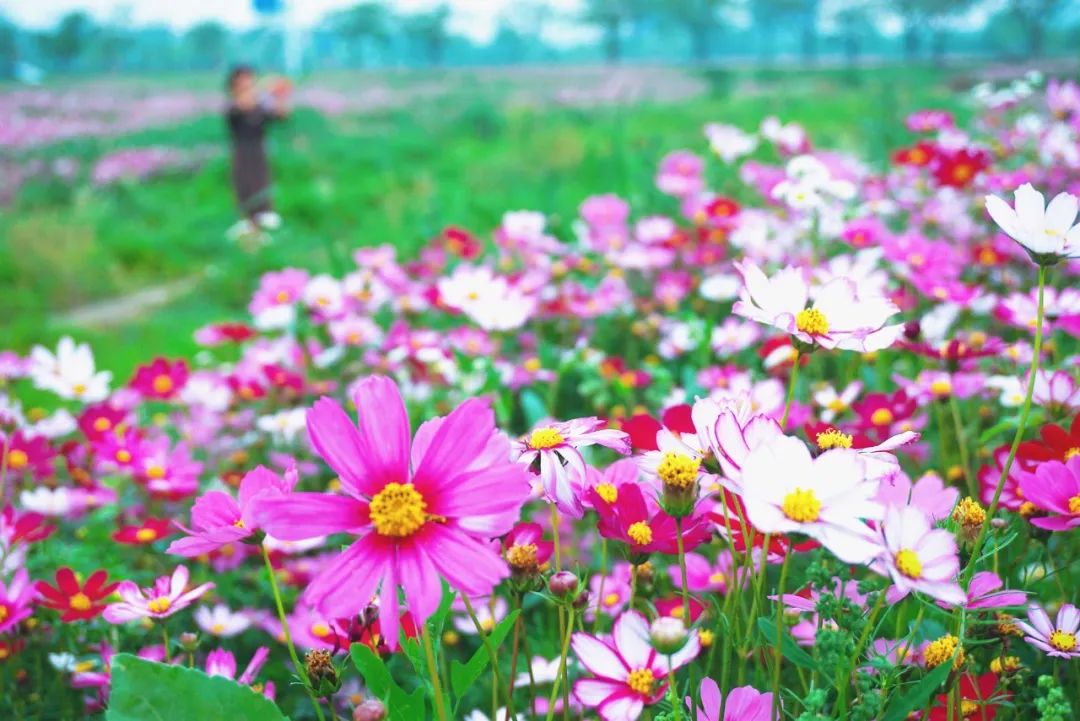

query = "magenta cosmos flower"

[
  {"left": 872, "top": 506, "right": 964, "bottom": 606},
  {"left": 167, "top": 466, "right": 296, "bottom": 556},
  {"left": 0, "top": 568, "right": 35, "bottom": 633},
  {"left": 572, "top": 610, "right": 700, "bottom": 721},
  {"left": 1017, "top": 603, "right": 1080, "bottom": 659},
  {"left": 686, "top": 678, "right": 774, "bottom": 721},
  {"left": 103, "top": 565, "right": 213, "bottom": 623},
  {"left": 733, "top": 261, "right": 903, "bottom": 352},
  {"left": 254, "top": 376, "right": 532, "bottom": 648},
  {"left": 1017, "top": 456, "right": 1080, "bottom": 530},
  {"left": 511, "top": 417, "right": 630, "bottom": 518}
]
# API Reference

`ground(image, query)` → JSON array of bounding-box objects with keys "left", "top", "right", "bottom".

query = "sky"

[{"left": 0, "top": 0, "right": 591, "bottom": 44}]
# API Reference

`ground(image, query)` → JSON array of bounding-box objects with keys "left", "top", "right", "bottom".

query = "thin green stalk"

[
  {"left": 592, "top": 538, "right": 608, "bottom": 633},
  {"left": 835, "top": 590, "right": 888, "bottom": 718},
  {"left": 461, "top": 594, "right": 508, "bottom": 716},
  {"left": 675, "top": 518, "right": 691, "bottom": 628},
  {"left": 781, "top": 353, "right": 800, "bottom": 429},
  {"left": 262, "top": 544, "right": 326, "bottom": 721},
  {"left": 545, "top": 609, "right": 576, "bottom": 721},
  {"left": 964, "top": 265, "right": 1046, "bottom": 586},
  {"left": 948, "top": 394, "right": 975, "bottom": 498},
  {"left": 667, "top": 655, "right": 682, "bottom": 721},
  {"left": 422, "top": 625, "right": 449, "bottom": 721},
  {"left": 772, "top": 550, "right": 793, "bottom": 721},
  {"left": 160, "top": 625, "right": 171, "bottom": 663}
]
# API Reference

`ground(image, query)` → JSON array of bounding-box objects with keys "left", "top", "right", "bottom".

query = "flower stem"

[
  {"left": 545, "top": 609, "right": 576, "bottom": 721},
  {"left": 781, "top": 353, "right": 800, "bottom": 430},
  {"left": 421, "top": 624, "right": 449, "bottom": 721},
  {"left": 160, "top": 625, "right": 171, "bottom": 663},
  {"left": 771, "top": 549, "right": 792, "bottom": 721},
  {"left": 947, "top": 394, "right": 975, "bottom": 498},
  {"left": 667, "top": 655, "right": 682, "bottom": 721},
  {"left": 461, "top": 593, "right": 507, "bottom": 716},
  {"left": 963, "top": 265, "right": 1046, "bottom": 586},
  {"left": 592, "top": 538, "right": 608, "bottom": 633},
  {"left": 261, "top": 543, "right": 326, "bottom": 721},
  {"left": 506, "top": 596, "right": 522, "bottom": 721},
  {"left": 675, "top": 518, "right": 691, "bottom": 628},
  {"left": 835, "top": 589, "right": 887, "bottom": 718}
]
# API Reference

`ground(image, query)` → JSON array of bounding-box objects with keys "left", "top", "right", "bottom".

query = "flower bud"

[
  {"left": 571, "top": 590, "right": 591, "bottom": 611},
  {"left": 353, "top": 699, "right": 387, "bottom": 721},
  {"left": 305, "top": 649, "right": 341, "bottom": 697},
  {"left": 548, "top": 571, "right": 579, "bottom": 598},
  {"left": 649, "top": 616, "right": 689, "bottom": 655},
  {"left": 178, "top": 632, "right": 200, "bottom": 653}
]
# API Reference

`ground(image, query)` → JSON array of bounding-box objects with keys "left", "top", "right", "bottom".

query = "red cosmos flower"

[
  {"left": 77, "top": 403, "right": 127, "bottom": 443},
  {"left": 700, "top": 196, "right": 741, "bottom": 225},
  {"left": 655, "top": 595, "right": 706, "bottom": 623},
  {"left": 589, "top": 482, "right": 711, "bottom": 556},
  {"left": 892, "top": 141, "right": 937, "bottom": 167},
  {"left": 598, "top": 357, "right": 651, "bottom": 390},
  {"left": 440, "top": 226, "right": 481, "bottom": 259},
  {"left": 1018, "top": 414, "right": 1080, "bottom": 464},
  {"left": 901, "top": 335, "right": 1006, "bottom": 365},
  {"left": 929, "top": 672, "right": 1006, "bottom": 721},
  {"left": 36, "top": 568, "right": 118, "bottom": 622},
  {"left": 262, "top": 364, "right": 304, "bottom": 393},
  {"left": 1, "top": 431, "right": 56, "bottom": 480},
  {"left": 931, "top": 148, "right": 990, "bottom": 188},
  {"left": 620, "top": 405, "right": 695, "bottom": 452},
  {"left": 129, "top": 357, "right": 189, "bottom": 400},
  {"left": 211, "top": 322, "right": 257, "bottom": 344},
  {"left": 112, "top": 518, "right": 172, "bottom": 545},
  {"left": 0, "top": 638, "right": 26, "bottom": 661},
  {"left": 228, "top": 376, "right": 266, "bottom": 402},
  {"left": 1, "top": 506, "right": 56, "bottom": 544},
  {"left": 851, "top": 390, "right": 918, "bottom": 441}
]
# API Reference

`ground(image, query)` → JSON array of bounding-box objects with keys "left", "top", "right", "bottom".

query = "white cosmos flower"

[
  {"left": 985, "top": 183, "right": 1080, "bottom": 261},
  {"left": 704, "top": 122, "right": 758, "bottom": 163},
  {"left": 20, "top": 486, "right": 73, "bottom": 516},
  {"left": 256, "top": 407, "right": 308, "bottom": 444},
  {"left": 195, "top": 604, "right": 252, "bottom": 637},
  {"left": 29, "top": 337, "right": 111, "bottom": 403}
]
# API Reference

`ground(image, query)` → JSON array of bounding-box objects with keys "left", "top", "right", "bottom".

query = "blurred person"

[{"left": 226, "top": 64, "right": 291, "bottom": 236}]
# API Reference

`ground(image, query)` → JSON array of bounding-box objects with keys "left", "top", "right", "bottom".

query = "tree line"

[{"left": 0, "top": 0, "right": 1076, "bottom": 79}]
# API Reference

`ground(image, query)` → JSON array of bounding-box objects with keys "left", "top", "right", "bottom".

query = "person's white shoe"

[
  {"left": 226, "top": 219, "right": 256, "bottom": 241},
  {"left": 256, "top": 212, "right": 282, "bottom": 230}
]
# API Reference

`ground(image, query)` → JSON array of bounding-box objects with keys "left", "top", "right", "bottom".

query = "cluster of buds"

[
  {"left": 304, "top": 649, "right": 342, "bottom": 698},
  {"left": 951, "top": 496, "right": 987, "bottom": 543},
  {"left": 548, "top": 571, "right": 591, "bottom": 611},
  {"left": 656, "top": 450, "right": 701, "bottom": 518}
]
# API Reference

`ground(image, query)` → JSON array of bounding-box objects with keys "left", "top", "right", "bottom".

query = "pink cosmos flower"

[
  {"left": 667, "top": 551, "right": 741, "bottom": 595},
  {"left": 103, "top": 565, "right": 213, "bottom": 623},
  {"left": 1017, "top": 603, "right": 1080, "bottom": 659},
  {"left": 1017, "top": 456, "right": 1080, "bottom": 530},
  {"left": 942, "top": 571, "right": 1027, "bottom": 611},
  {"left": 739, "top": 435, "right": 883, "bottom": 564},
  {"left": 871, "top": 506, "right": 965, "bottom": 606},
  {"left": 876, "top": 471, "right": 959, "bottom": 523},
  {"left": 686, "top": 678, "right": 774, "bottom": 721},
  {"left": 572, "top": 610, "right": 701, "bottom": 721},
  {"left": 129, "top": 357, "right": 189, "bottom": 400},
  {"left": 254, "top": 376, "right": 532, "bottom": 649},
  {"left": 511, "top": 417, "right": 630, "bottom": 518},
  {"left": 656, "top": 150, "right": 705, "bottom": 198},
  {"left": 206, "top": 646, "right": 275, "bottom": 699},
  {"left": 167, "top": 466, "right": 296, "bottom": 556},
  {"left": 733, "top": 261, "right": 903, "bottom": 352},
  {"left": 0, "top": 568, "right": 35, "bottom": 633}
]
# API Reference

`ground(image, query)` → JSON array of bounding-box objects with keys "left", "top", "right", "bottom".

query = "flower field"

[{"left": 2, "top": 67, "right": 1080, "bottom": 721}]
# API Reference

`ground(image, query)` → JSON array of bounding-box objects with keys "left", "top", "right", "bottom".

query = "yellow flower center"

[
  {"left": 275, "top": 290, "right": 290, "bottom": 303},
  {"left": 506, "top": 543, "right": 539, "bottom": 571},
  {"left": 930, "top": 379, "right": 953, "bottom": 396},
  {"left": 923, "top": 634, "right": 963, "bottom": 669},
  {"left": 990, "top": 656, "right": 1020, "bottom": 674},
  {"left": 870, "top": 408, "right": 894, "bottom": 426},
  {"left": 595, "top": 482, "right": 618, "bottom": 504},
  {"left": 146, "top": 464, "right": 166, "bottom": 480},
  {"left": 960, "top": 700, "right": 979, "bottom": 718},
  {"left": 72, "top": 383, "right": 87, "bottom": 396},
  {"left": 523, "top": 358, "right": 542, "bottom": 373},
  {"left": 699, "top": 629, "right": 715, "bottom": 647},
  {"left": 528, "top": 428, "right": 564, "bottom": 450},
  {"left": 656, "top": 451, "right": 700, "bottom": 489},
  {"left": 152, "top": 375, "right": 174, "bottom": 395},
  {"left": 69, "top": 593, "right": 92, "bottom": 611},
  {"left": 782, "top": 488, "right": 822, "bottom": 523},
  {"left": 952, "top": 497, "right": 986, "bottom": 527},
  {"left": 481, "top": 617, "right": 495, "bottom": 632},
  {"left": 626, "top": 668, "right": 656, "bottom": 696},
  {"left": 369, "top": 482, "right": 428, "bottom": 538},
  {"left": 627, "top": 521, "right": 653, "bottom": 546},
  {"left": 1049, "top": 629, "right": 1078, "bottom": 652},
  {"left": 6, "top": 449, "right": 28, "bottom": 470},
  {"left": 211, "top": 623, "right": 225, "bottom": 634},
  {"left": 147, "top": 597, "right": 172, "bottom": 614},
  {"left": 1069, "top": 495, "right": 1080, "bottom": 515},
  {"left": 1065, "top": 447, "right": 1079, "bottom": 461},
  {"left": 826, "top": 399, "right": 847, "bottom": 413},
  {"left": 894, "top": 549, "right": 923, "bottom": 579},
  {"left": 795, "top": 308, "right": 829, "bottom": 336},
  {"left": 93, "top": 417, "right": 112, "bottom": 432},
  {"left": 135, "top": 528, "right": 158, "bottom": 543},
  {"left": 0, "top": 605, "right": 7, "bottom": 622},
  {"left": 815, "top": 429, "right": 853, "bottom": 450},
  {"left": 115, "top": 449, "right": 132, "bottom": 464},
  {"left": 708, "top": 572, "right": 727, "bottom": 586},
  {"left": 603, "top": 593, "right": 620, "bottom": 607},
  {"left": 311, "top": 622, "right": 332, "bottom": 638}
]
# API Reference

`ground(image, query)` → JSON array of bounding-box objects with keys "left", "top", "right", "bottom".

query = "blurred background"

[{"left": 1, "top": 0, "right": 1078, "bottom": 377}]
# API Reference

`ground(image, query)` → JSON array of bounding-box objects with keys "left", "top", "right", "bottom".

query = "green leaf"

[
  {"left": 106, "top": 653, "right": 289, "bottom": 721},
  {"left": 880, "top": 660, "right": 953, "bottom": 721},
  {"left": 449, "top": 609, "right": 521, "bottom": 701},
  {"left": 756, "top": 617, "right": 820, "bottom": 675},
  {"left": 350, "top": 643, "right": 425, "bottom": 721},
  {"left": 520, "top": 389, "right": 548, "bottom": 428}
]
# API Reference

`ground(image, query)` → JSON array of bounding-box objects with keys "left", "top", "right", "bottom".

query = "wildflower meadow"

[{"left": 3, "top": 66, "right": 1080, "bottom": 721}]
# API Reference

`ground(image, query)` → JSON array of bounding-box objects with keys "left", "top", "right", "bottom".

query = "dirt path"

[{"left": 57, "top": 275, "right": 201, "bottom": 328}]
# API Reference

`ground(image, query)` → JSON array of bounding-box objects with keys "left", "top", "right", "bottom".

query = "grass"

[{"left": 1, "top": 64, "right": 969, "bottom": 378}]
